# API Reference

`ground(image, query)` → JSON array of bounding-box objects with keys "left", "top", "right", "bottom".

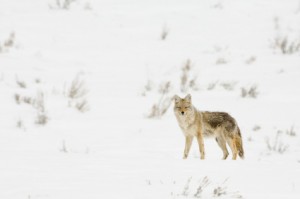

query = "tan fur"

[{"left": 173, "top": 94, "right": 244, "bottom": 160}]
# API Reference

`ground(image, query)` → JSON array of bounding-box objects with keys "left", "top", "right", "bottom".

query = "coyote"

[{"left": 173, "top": 94, "right": 244, "bottom": 160}]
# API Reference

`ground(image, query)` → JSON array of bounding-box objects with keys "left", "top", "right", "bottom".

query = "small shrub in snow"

[
  {"left": 207, "top": 81, "right": 236, "bottom": 91},
  {"left": 212, "top": 178, "right": 243, "bottom": 198},
  {"left": 220, "top": 82, "right": 236, "bottom": 91},
  {"left": 14, "top": 94, "right": 21, "bottom": 104},
  {"left": 15, "top": 91, "right": 49, "bottom": 126},
  {"left": 241, "top": 85, "right": 258, "bottom": 98},
  {"left": 286, "top": 126, "right": 296, "bottom": 137},
  {"left": 216, "top": 57, "right": 228, "bottom": 65},
  {"left": 194, "top": 176, "right": 210, "bottom": 198},
  {"left": 148, "top": 81, "right": 172, "bottom": 118},
  {"left": 145, "top": 179, "right": 151, "bottom": 186},
  {"left": 144, "top": 80, "right": 153, "bottom": 92},
  {"left": 0, "top": 32, "right": 15, "bottom": 53},
  {"left": 211, "top": 2, "right": 223, "bottom": 9},
  {"left": 180, "top": 59, "right": 198, "bottom": 93},
  {"left": 180, "top": 60, "right": 190, "bottom": 92},
  {"left": 35, "top": 112, "right": 48, "bottom": 125},
  {"left": 141, "top": 80, "right": 154, "bottom": 96},
  {"left": 35, "top": 78, "right": 41, "bottom": 84},
  {"left": 266, "top": 131, "right": 289, "bottom": 154},
  {"left": 271, "top": 17, "right": 300, "bottom": 54},
  {"left": 34, "top": 92, "right": 48, "bottom": 125},
  {"left": 50, "top": 0, "right": 76, "bottom": 10},
  {"left": 273, "top": 36, "right": 300, "bottom": 54},
  {"left": 213, "top": 186, "right": 227, "bottom": 197},
  {"left": 14, "top": 95, "right": 35, "bottom": 105},
  {"left": 16, "top": 118, "right": 24, "bottom": 129},
  {"left": 252, "top": 125, "right": 261, "bottom": 131},
  {"left": 182, "top": 177, "right": 192, "bottom": 196},
  {"left": 23, "top": 96, "right": 35, "bottom": 105},
  {"left": 68, "top": 75, "right": 88, "bottom": 99},
  {"left": 161, "top": 24, "right": 169, "bottom": 40},
  {"left": 16, "top": 78, "right": 26, "bottom": 89},
  {"left": 67, "top": 74, "right": 90, "bottom": 113},
  {"left": 178, "top": 177, "right": 243, "bottom": 198},
  {"left": 207, "top": 81, "right": 218, "bottom": 90},
  {"left": 75, "top": 99, "right": 90, "bottom": 113},
  {"left": 245, "top": 56, "right": 256, "bottom": 65},
  {"left": 34, "top": 92, "right": 45, "bottom": 112},
  {"left": 60, "top": 140, "right": 68, "bottom": 153},
  {"left": 247, "top": 136, "right": 253, "bottom": 142}
]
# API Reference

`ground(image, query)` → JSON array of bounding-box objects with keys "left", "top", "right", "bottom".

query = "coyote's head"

[{"left": 173, "top": 94, "right": 194, "bottom": 116}]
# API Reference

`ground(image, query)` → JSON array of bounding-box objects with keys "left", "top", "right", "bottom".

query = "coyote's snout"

[{"left": 173, "top": 94, "right": 244, "bottom": 160}]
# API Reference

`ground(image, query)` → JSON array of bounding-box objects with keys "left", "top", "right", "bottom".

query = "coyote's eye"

[
  {"left": 185, "top": 106, "right": 189, "bottom": 109},
  {"left": 176, "top": 107, "right": 181, "bottom": 109}
]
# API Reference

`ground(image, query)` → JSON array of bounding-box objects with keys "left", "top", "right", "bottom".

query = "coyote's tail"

[{"left": 235, "top": 127, "right": 244, "bottom": 159}]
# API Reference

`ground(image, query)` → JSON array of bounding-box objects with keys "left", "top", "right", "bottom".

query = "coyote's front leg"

[
  {"left": 197, "top": 131, "right": 205, "bottom": 159},
  {"left": 183, "top": 136, "right": 193, "bottom": 159}
]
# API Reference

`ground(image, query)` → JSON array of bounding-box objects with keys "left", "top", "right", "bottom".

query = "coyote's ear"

[
  {"left": 185, "top": 94, "right": 192, "bottom": 102},
  {"left": 173, "top": 95, "right": 181, "bottom": 103}
]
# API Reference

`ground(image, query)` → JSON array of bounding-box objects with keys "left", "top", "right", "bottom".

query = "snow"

[{"left": 1, "top": 0, "right": 300, "bottom": 198}]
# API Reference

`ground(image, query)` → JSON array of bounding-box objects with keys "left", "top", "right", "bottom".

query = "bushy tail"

[{"left": 235, "top": 127, "right": 244, "bottom": 159}]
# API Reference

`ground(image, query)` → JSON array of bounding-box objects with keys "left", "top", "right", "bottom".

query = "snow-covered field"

[{"left": 1, "top": 0, "right": 300, "bottom": 198}]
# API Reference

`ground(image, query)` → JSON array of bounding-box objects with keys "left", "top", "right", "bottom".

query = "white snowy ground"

[{"left": 1, "top": 0, "right": 300, "bottom": 198}]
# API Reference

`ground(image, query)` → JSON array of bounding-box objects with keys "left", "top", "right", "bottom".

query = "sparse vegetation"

[
  {"left": 286, "top": 126, "right": 296, "bottom": 137},
  {"left": 141, "top": 80, "right": 154, "bottom": 96},
  {"left": 247, "top": 136, "right": 253, "bottom": 142},
  {"left": 49, "top": 0, "right": 92, "bottom": 10},
  {"left": 207, "top": 81, "right": 218, "bottom": 90},
  {"left": 16, "top": 79, "right": 26, "bottom": 89},
  {"left": 14, "top": 91, "right": 48, "bottom": 126},
  {"left": 13, "top": 74, "right": 90, "bottom": 128},
  {"left": 213, "top": 186, "right": 227, "bottom": 197},
  {"left": 14, "top": 94, "right": 21, "bottom": 104},
  {"left": 34, "top": 91, "right": 48, "bottom": 125},
  {"left": 0, "top": 32, "right": 15, "bottom": 53},
  {"left": 253, "top": 125, "right": 261, "bottom": 131},
  {"left": 194, "top": 176, "right": 210, "bottom": 198},
  {"left": 216, "top": 57, "right": 228, "bottom": 65},
  {"left": 148, "top": 81, "right": 172, "bottom": 118},
  {"left": 271, "top": 17, "right": 300, "bottom": 54},
  {"left": 178, "top": 177, "right": 243, "bottom": 198},
  {"left": 68, "top": 75, "right": 88, "bottom": 99},
  {"left": 23, "top": 96, "right": 35, "bottom": 105},
  {"left": 180, "top": 59, "right": 198, "bottom": 93},
  {"left": 35, "top": 78, "right": 41, "bottom": 84},
  {"left": 35, "top": 112, "right": 48, "bottom": 125},
  {"left": 245, "top": 56, "right": 256, "bottom": 64},
  {"left": 16, "top": 118, "right": 24, "bottom": 129},
  {"left": 220, "top": 82, "right": 236, "bottom": 91},
  {"left": 75, "top": 99, "right": 90, "bottom": 113},
  {"left": 182, "top": 177, "right": 192, "bottom": 196},
  {"left": 161, "top": 24, "right": 169, "bottom": 40},
  {"left": 211, "top": 2, "right": 223, "bottom": 9},
  {"left": 67, "top": 74, "right": 90, "bottom": 113},
  {"left": 49, "top": 0, "right": 76, "bottom": 10},
  {"left": 273, "top": 36, "right": 300, "bottom": 54},
  {"left": 60, "top": 140, "right": 68, "bottom": 153},
  {"left": 241, "top": 85, "right": 259, "bottom": 98},
  {"left": 206, "top": 81, "right": 236, "bottom": 91},
  {"left": 266, "top": 130, "right": 289, "bottom": 154}
]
